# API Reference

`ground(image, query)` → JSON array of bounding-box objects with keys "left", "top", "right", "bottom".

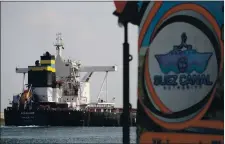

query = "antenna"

[{"left": 54, "top": 32, "right": 64, "bottom": 56}]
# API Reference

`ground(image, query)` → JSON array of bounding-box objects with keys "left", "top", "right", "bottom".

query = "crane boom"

[
  {"left": 16, "top": 66, "right": 117, "bottom": 73},
  {"left": 79, "top": 66, "right": 117, "bottom": 72}
]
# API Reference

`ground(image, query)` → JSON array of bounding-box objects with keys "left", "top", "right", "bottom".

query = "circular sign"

[{"left": 148, "top": 23, "right": 218, "bottom": 113}]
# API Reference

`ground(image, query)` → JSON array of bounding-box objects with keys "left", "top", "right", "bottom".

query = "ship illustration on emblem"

[{"left": 155, "top": 33, "right": 213, "bottom": 74}]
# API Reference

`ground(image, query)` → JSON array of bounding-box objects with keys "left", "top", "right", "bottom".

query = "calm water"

[{"left": 0, "top": 126, "right": 136, "bottom": 144}]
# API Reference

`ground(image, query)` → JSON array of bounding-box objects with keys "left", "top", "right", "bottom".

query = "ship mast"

[{"left": 54, "top": 32, "right": 64, "bottom": 57}]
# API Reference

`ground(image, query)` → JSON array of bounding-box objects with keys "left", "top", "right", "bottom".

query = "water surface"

[{"left": 1, "top": 126, "right": 136, "bottom": 144}]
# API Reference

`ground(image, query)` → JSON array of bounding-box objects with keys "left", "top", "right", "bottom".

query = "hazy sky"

[{"left": 1, "top": 2, "right": 138, "bottom": 112}]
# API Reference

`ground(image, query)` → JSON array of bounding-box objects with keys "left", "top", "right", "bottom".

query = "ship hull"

[{"left": 4, "top": 108, "right": 136, "bottom": 127}]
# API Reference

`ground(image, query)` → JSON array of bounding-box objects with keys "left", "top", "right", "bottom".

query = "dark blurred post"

[
  {"left": 123, "top": 21, "right": 130, "bottom": 144},
  {"left": 113, "top": 2, "right": 140, "bottom": 144}
]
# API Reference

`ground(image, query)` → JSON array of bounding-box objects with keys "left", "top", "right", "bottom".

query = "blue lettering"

[
  {"left": 192, "top": 74, "right": 201, "bottom": 85},
  {"left": 169, "top": 75, "right": 178, "bottom": 85},
  {"left": 154, "top": 74, "right": 212, "bottom": 87},
  {"left": 154, "top": 75, "right": 178, "bottom": 86},
  {"left": 154, "top": 75, "right": 162, "bottom": 86},
  {"left": 201, "top": 74, "right": 213, "bottom": 85},
  {"left": 179, "top": 74, "right": 186, "bottom": 86},
  {"left": 163, "top": 75, "right": 169, "bottom": 85},
  {"left": 186, "top": 74, "right": 194, "bottom": 85}
]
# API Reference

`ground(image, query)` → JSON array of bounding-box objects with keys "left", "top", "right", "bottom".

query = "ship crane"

[
  {"left": 96, "top": 71, "right": 108, "bottom": 103},
  {"left": 80, "top": 66, "right": 117, "bottom": 101},
  {"left": 78, "top": 65, "right": 117, "bottom": 108}
]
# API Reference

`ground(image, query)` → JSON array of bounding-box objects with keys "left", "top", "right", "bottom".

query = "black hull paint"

[{"left": 4, "top": 108, "right": 136, "bottom": 127}]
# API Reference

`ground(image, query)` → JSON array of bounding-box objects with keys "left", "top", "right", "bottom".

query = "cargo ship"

[{"left": 4, "top": 33, "right": 136, "bottom": 126}]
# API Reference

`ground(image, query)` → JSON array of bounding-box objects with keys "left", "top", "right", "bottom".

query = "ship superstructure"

[{"left": 14, "top": 33, "right": 117, "bottom": 111}]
